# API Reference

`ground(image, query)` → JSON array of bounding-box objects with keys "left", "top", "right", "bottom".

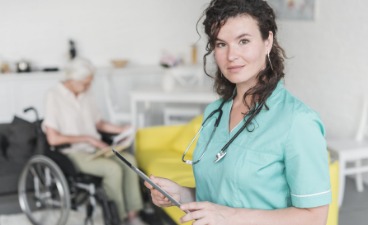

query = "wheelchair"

[{"left": 17, "top": 107, "right": 121, "bottom": 225}]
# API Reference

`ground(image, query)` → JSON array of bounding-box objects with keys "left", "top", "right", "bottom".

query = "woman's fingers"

[
  {"left": 181, "top": 201, "right": 207, "bottom": 211},
  {"left": 180, "top": 202, "right": 212, "bottom": 223},
  {"left": 144, "top": 175, "right": 157, "bottom": 190},
  {"left": 144, "top": 175, "right": 175, "bottom": 207},
  {"left": 143, "top": 180, "right": 153, "bottom": 189}
]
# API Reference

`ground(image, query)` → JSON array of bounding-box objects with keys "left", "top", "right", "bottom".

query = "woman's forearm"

[
  {"left": 96, "top": 120, "right": 126, "bottom": 134},
  {"left": 47, "top": 133, "right": 87, "bottom": 146},
  {"left": 45, "top": 126, "right": 88, "bottom": 146},
  {"left": 231, "top": 205, "right": 329, "bottom": 225}
]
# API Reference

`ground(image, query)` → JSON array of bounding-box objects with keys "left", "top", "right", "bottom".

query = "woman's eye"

[
  {"left": 240, "top": 39, "right": 249, "bottom": 45},
  {"left": 215, "top": 42, "right": 226, "bottom": 48}
]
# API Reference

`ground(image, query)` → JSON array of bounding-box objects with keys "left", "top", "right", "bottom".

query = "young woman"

[{"left": 145, "top": 0, "right": 331, "bottom": 224}]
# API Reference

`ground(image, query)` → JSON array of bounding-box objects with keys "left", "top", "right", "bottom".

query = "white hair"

[{"left": 64, "top": 58, "right": 95, "bottom": 81}]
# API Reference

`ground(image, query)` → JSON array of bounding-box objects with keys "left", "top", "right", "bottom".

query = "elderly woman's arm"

[
  {"left": 95, "top": 120, "right": 131, "bottom": 134},
  {"left": 45, "top": 126, "right": 108, "bottom": 149}
]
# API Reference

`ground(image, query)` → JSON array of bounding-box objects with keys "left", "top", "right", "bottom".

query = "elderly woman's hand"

[{"left": 85, "top": 136, "right": 108, "bottom": 149}]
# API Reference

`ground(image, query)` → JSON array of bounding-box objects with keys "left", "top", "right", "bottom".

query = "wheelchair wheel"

[{"left": 18, "top": 155, "right": 71, "bottom": 225}]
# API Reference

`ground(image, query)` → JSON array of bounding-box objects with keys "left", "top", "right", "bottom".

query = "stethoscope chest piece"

[{"left": 214, "top": 150, "right": 227, "bottom": 163}]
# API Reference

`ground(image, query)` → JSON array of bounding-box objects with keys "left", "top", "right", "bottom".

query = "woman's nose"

[{"left": 227, "top": 44, "right": 239, "bottom": 62}]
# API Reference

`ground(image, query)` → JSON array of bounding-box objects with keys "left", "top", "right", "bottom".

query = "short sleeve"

[
  {"left": 42, "top": 90, "right": 60, "bottom": 131},
  {"left": 86, "top": 93, "right": 102, "bottom": 124},
  {"left": 285, "top": 111, "right": 331, "bottom": 208}
]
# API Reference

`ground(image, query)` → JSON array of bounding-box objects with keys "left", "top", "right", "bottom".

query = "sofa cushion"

[
  {"left": 170, "top": 115, "right": 202, "bottom": 157},
  {"left": 145, "top": 152, "right": 195, "bottom": 187},
  {"left": 0, "top": 133, "right": 9, "bottom": 160},
  {"left": 138, "top": 150, "right": 179, "bottom": 171},
  {"left": 0, "top": 159, "right": 26, "bottom": 193},
  {"left": 6, "top": 116, "right": 37, "bottom": 162},
  {"left": 0, "top": 124, "right": 9, "bottom": 160}
]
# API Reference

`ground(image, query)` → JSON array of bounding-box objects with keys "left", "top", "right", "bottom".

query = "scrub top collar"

[
  {"left": 223, "top": 80, "right": 285, "bottom": 134},
  {"left": 266, "top": 80, "right": 285, "bottom": 105}
]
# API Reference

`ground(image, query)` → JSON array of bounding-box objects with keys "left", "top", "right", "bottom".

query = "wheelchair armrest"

[
  {"left": 98, "top": 130, "right": 117, "bottom": 145},
  {"left": 45, "top": 147, "right": 78, "bottom": 177},
  {"left": 50, "top": 144, "right": 71, "bottom": 152}
]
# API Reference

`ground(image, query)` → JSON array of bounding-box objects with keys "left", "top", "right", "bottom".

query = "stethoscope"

[{"left": 181, "top": 98, "right": 251, "bottom": 165}]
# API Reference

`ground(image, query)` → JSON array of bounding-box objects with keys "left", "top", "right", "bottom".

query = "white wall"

[
  {"left": 278, "top": 0, "right": 368, "bottom": 139},
  {"left": 1, "top": 0, "right": 367, "bottom": 139},
  {"left": 0, "top": 0, "right": 209, "bottom": 68}
]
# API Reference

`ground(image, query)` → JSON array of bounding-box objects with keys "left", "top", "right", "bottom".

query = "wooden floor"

[
  {"left": 1, "top": 177, "right": 368, "bottom": 225},
  {"left": 339, "top": 177, "right": 368, "bottom": 225}
]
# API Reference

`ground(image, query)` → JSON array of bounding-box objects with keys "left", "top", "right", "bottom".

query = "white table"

[{"left": 130, "top": 87, "right": 218, "bottom": 128}]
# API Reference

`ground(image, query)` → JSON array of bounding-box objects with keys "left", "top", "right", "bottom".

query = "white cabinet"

[
  {"left": 0, "top": 79, "right": 15, "bottom": 122},
  {"left": 92, "top": 66, "right": 164, "bottom": 115},
  {"left": 0, "top": 73, "right": 64, "bottom": 122},
  {"left": 0, "top": 66, "right": 165, "bottom": 123},
  {"left": 0, "top": 65, "right": 211, "bottom": 125}
]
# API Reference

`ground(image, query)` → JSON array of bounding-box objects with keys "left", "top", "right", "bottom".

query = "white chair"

[
  {"left": 327, "top": 97, "right": 368, "bottom": 207},
  {"left": 102, "top": 75, "right": 131, "bottom": 125},
  {"left": 163, "top": 106, "right": 201, "bottom": 125},
  {"left": 169, "top": 65, "right": 204, "bottom": 87}
]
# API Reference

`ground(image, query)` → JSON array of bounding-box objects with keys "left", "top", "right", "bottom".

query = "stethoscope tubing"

[
  {"left": 182, "top": 97, "right": 254, "bottom": 165},
  {"left": 182, "top": 100, "right": 226, "bottom": 165}
]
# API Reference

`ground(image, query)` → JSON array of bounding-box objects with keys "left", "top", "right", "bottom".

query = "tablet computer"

[{"left": 111, "top": 148, "right": 183, "bottom": 209}]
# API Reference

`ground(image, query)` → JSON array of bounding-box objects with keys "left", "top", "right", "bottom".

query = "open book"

[
  {"left": 87, "top": 126, "right": 135, "bottom": 160},
  {"left": 111, "top": 125, "right": 134, "bottom": 145}
]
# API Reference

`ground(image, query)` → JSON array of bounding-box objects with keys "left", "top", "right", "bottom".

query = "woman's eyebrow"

[
  {"left": 236, "top": 33, "right": 251, "bottom": 39},
  {"left": 216, "top": 33, "right": 251, "bottom": 42}
]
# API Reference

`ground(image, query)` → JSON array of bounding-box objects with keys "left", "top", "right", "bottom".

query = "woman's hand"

[
  {"left": 85, "top": 136, "right": 108, "bottom": 149},
  {"left": 180, "top": 201, "right": 236, "bottom": 225},
  {"left": 144, "top": 176, "right": 182, "bottom": 208}
]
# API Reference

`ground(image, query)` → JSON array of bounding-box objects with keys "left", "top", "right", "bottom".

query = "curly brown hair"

[{"left": 200, "top": 0, "right": 286, "bottom": 130}]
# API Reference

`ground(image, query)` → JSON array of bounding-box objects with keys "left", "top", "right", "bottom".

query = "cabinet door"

[
  {"left": 92, "top": 69, "right": 163, "bottom": 120},
  {"left": 0, "top": 80, "right": 15, "bottom": 123},
  {"left": 13, "top": 78, "right": 61, "bottom": 121}
]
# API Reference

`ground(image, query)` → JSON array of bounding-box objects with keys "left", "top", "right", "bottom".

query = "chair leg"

[
  {"left": 85, "top": 202, "right": 95, "bottom": 225},
  {"left": 355, "top": 160, "right": 364, "bottom": 192},
  {"left": 138, "top": 113, "right": 145, "bottom": 128},
  {"left": 338, "top": 158, "right": 346, "bottom": 207}
]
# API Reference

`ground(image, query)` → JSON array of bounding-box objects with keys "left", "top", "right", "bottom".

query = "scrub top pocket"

[{"left": 244, "top": 149, "right": 282, "bottom": 173}]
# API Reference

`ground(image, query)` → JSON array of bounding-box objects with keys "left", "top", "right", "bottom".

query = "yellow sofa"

[{"left": 135, "top": 116, "right": 339, "bottom": 225}]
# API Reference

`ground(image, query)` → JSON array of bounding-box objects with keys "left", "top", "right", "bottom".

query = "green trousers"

[{"left": 67, "top": 151, "right": 144, "bottom": 220}]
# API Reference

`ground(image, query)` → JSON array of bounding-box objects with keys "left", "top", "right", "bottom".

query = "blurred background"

[
  {"left": 0, "top": 0, "right": 368, "bottom": 224},
  {"left": 0, "top": 0, "right": 366, "bottom": 138}
]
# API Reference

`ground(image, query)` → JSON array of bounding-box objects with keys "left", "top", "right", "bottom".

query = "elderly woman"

[{"left": 42, "top": 58, "right": 147, "bottom": 225}]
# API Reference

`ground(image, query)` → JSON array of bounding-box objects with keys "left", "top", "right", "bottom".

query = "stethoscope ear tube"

[
  {"left": 181, "top": 126, "right": 203, "bottom": 164},
  {"left": 184, "top": 160, "right": 193, "bottom": 165},
  {"left": 214, "top": 109, "right": 222, "bottom": 127},
  {"left": 181, "top": 98, "right": 230, "bottom": 165}
]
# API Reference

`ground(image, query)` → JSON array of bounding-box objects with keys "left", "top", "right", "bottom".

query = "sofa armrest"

[
  {"left": 327, "top": 160, "right": 339, "bottom": 225},
  {"left": 135, "top": 124, "right": 184, "bottom": 169},
  {"left": 135, "top": 124, "right": 183, "bottom": 153}
]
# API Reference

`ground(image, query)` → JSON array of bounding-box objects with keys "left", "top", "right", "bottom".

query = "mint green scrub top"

[{"left": 193, "top": 82, "right": 331, "bottom": 209}]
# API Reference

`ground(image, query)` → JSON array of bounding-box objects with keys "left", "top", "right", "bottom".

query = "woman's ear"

[{"left": 265, "top": 31, "right": 274, "bottom": 53}]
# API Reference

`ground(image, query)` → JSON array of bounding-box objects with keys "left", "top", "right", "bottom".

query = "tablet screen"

[{"left": 111, "top": 148, "right": 183, "bottom": 208}]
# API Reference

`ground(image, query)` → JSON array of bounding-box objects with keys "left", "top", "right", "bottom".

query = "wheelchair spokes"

[
  {"left": 19, "top": 155, "right": 71, "bottom": 225},
  {"left": 18, "top": 107, "right": 118, "bottom": 225}
]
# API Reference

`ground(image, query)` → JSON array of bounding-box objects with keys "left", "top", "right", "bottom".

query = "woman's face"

[
  {"left": 70, "top": 75, "right": 93, "bottom": 94},
  {"left": 214, "top": 15, "right": 273, "bottom": 90}
]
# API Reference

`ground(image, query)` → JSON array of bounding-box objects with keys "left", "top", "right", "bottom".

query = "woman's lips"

[{"left": 227, "top": 65, "right": 244, "bottom": 73}]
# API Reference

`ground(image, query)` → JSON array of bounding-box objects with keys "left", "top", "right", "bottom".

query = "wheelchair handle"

[{"left": 23, "top": 106, "right": 40, "bottom": 121}]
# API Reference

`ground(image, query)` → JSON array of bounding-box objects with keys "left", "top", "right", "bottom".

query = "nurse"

[{"left": 145, "top": 0, "right": 331, "bottom": 224}]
